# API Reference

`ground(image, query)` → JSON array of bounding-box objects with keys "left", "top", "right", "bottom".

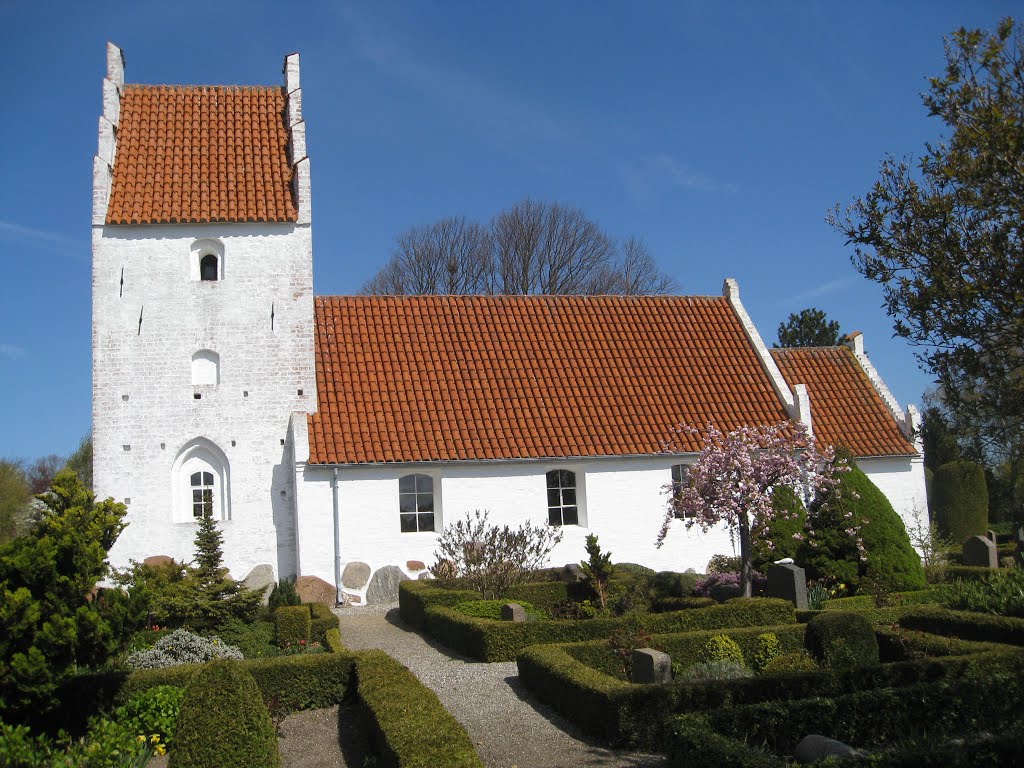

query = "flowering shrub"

[
  {"left": 0, "top": 716, "right": 159, "bottom": 768},
  {"left": 126, "top": 628, "right": 242, "bottom": 670},
  {"left": 694, "top": 571, "right": 766, "bottom": 600}
]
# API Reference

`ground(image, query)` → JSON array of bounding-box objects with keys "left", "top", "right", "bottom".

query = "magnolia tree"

[{"left": 658, "top": 422, "right": 855, "bottom": 597}]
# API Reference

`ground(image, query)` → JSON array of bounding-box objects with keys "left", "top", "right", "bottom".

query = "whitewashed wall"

[
  {"left": 94, "top": 222, "right": 314, "bottom": 580},
  {"left": 859, "top": 455, "right": 928, "bottom": 547}
]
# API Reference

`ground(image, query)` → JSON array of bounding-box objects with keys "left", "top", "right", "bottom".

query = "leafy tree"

[
  {"left": 63, "top": 435, "right": 93, "bottom": 490},
  {"left": 430, "top": 509, "right": 563, "bottom": 599},
  {"left": 774, "top": 308, "right": 842, "bottom": 348},
  {"left": 579, "top": 534, "right": 615, "bottom": 609},
  {"left": 0, "top": 461, "right": 30, "bottom": 544},
  {"left": 831, "top": 18, "right": 1024, "bottom": 449},
  {"left": 363, "top": 199, "right": 676, "bottom": 296},
  {"left": 658, "top": 422, "right": 850, "bottom": 597},
  {"left": 0, "top": 470, "right": 127, "bottom": 719}
]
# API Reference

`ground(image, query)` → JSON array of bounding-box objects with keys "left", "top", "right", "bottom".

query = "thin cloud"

[
  {"left": 0, "top": 344, "right": 26, "bottom": 359},
  {"left": 786, "top": 278, "right": 851, "bottom": 304},
  {"left": 0, "top": 220, "right": 86, "bottom": 260},
  {"left": 648, "top": 155, "right": 738, "bottom": 193},
  {"left": 617, "top": 154, "right": 737, "bottom": 205}
]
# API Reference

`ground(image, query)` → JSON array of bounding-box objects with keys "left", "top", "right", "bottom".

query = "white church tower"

[{"left": 92, "top": 43, "right": 314, "bottom": 580}]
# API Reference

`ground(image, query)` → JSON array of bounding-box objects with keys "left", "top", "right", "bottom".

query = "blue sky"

[{"left": 0, "top": 1, "right": 1014, "bottom": 459}]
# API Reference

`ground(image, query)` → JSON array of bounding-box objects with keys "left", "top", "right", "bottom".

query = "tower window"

[
  {"left": 190, "top": 470, "right": 216, "bottom": 518},
  {"left": 192, "top": 349, "right": 220, "bottom": 386},
  {"left": 200, "top": 254, "right": 219, "bottom": 281}
]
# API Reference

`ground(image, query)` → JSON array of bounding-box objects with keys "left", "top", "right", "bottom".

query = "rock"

[
  {"left": 243, "top": 564, "right": 275, "bottom": 604},
  {"left": 341, "top": 561, "right": 371, "bottom": 590},
  {"left": 765, "top": 563, "right": 808, "bottom": 610},
  {"left": 365, "top": 565, "right": 410, "bottom": 605},
  {"left": 417, "top": 572, "right": 433, "bottom": 580},
  {"left": 501, "top": 603, "right": 526, "bottom": 622},
  {"left": 406, "top": 560, "right": 426, "bottom": 572},
  {"left": 962, "top": 535, "right": 998, "bottom": 568},
  {"left": 143, "top": 555, "right": 175, "bottom": 568},
  {"left": 295, "top": 575, "right": 338, "bottom": 606},
  {"left": 341, "top": 592, "right": 362, "bottom": 605},
  {"left": 631, "top": 648, "right": 672, "bottom": 684},
  {"left": 793, "top": 735, "right": 863, "bottom": 763}
]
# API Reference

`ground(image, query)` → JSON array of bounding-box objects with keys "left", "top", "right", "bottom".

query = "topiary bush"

[
  {"left": 761, "top": 650, "right": 818, "bottom": 674},
  {"left": 652, "top": 571, "right": 699, "bottom": 598},
  {"left": 699, "top": 634, "right": 744, "bottom": 664},
  {"left": 169, "top": 659, "right": 280, "bottom": 768},
  {"left": 454, "top": 599, "right": 547, "bottom": 621},
  {"left": 751, "top": 633, "right": 782, "bottom": 673},
  {"left": 274, "top": 605, "right": 311, "bottom": 648},
  {"left": 800, "top": 456, "right": 925, "bottom": 594},
  {"left": 751, "top": 486, "right": 806, "bottom": 571},
  {"left": 932, "top": 460, "right": 989, "bottom": 544},
  {"left": 804, "top": 612, "right": 879, "bottom": 668},
  {"left": 308, "top": 602, "right": 339, "bottom": 642}
]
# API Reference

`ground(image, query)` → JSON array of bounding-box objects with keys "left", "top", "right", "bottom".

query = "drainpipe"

[{"left": 331, "top": 467, "right": 342, "bottom": 606}]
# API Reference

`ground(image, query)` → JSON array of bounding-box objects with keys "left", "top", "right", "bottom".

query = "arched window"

[
  {"left": 190, "top": 470, "right": 216, "bottom": 518},
  {"left": 172, "top": 438, "right": 230, "bottom": 522},
  {"left": 670, "top": 464, "right": 696, "bottom": 517},
  {"left": 192, "top": 350, "right": 219, "bottom": 386},
  {"left": 399, "top": 474, "right": 435, "bottom": 532},
  {"left": 200, "top": 254, "right": 219, "bottom": 281},
  {"left": 546, "top": 469, "right": 578, "bottom": 526}
]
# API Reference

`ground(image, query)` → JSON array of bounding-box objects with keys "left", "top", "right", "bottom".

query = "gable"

[
  {"left": 307, "top": 294, "right": 793, "bottom": 464},
  {"left": 106, "top": 85, "right": 298, "bottom": 225}
]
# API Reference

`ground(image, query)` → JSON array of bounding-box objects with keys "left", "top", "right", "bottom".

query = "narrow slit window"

[{"left": 200, "top": 254, "right": 219, "bottom": 281}]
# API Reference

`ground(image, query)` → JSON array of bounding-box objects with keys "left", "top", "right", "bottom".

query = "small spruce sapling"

[{"left": 579, "top": 534, "right": 615, "bottom": 609}]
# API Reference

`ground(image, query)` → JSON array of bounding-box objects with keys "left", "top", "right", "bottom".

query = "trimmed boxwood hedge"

[
  {"left": 899, "top": 606, "right": 1024, "bottom": 646},
  {"left": 650, "top": 596, "right": 716, "bottom": 613},
  {"left": 310, "top": 602, "right": 340, "bottom": 642},
  {"left": 424, "top": 597, "right": 796, "bottom": 661},
  {"left": 941, "top": 565, "right": 1000, "bottom": 581},
  {"left": 804, "top": 612, "right": 879, "bottom": 668},
  {"left": 354, "top": 650, "right": 482, "bottom": 768},
  {"left": 823, "top": 589, "right": 936, "bottom": 610},
  {"left": 324, "top": 627, "right": 345, "bottom": 654},
  {"left": 275, "top": 604, "right": 312, "bottom": 646},
  {"left": 875, "top": 625, "right": 1011, "bottom": 661}
]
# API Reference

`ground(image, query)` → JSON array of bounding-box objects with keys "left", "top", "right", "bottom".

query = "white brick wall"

[{"left": 94, "top": 222, "right": 314, "bottom": 580}]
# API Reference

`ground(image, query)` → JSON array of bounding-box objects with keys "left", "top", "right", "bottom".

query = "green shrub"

[
  {"left": 667, "top": 714, "right": 779, "bottom": 768},
  {"left": 170, "top": 659, "right": 280, "bottom": 768},
  {"left": 651, "top": 596, "right": 716, "bottom": 613},
  {"left": 455, "top": 599, "right": 546, "bottom": 621},
  {"left": 308, "top": 602, "right": 339, "bottom": 642},
  {"left": 706, "top": 555, "right": 741, "bottom": 574},
  {"left": 752, "top": 633, "right": 782, "bottom": 673},
  {"left": 938, "top": 569, "right": 1024, "bottom": 617},
  {"left": 761, "top": 650, "right": 818, "bottom": 674},
  {"left": 114, "top": 685, "right": 184, "bottom": 748},
  {"left": 355, "top": 650, "right": 481, "bottom": 767},
  {"left": 324, "top": 628, "right": 345, "bottom": 654},
  {"left": 899, "top": 606, "right": 1024, "bottom": 646},
  {"left": 932, "top": 460, "right": 989, "bottom": 544},
  {"left": 0, "top": 716, "right": 157, "bottom": 768},
  {"left": 267, "top": 578, "right": 301, "bottom": 612},
  {"left": 274, "top": 605, "right": 311, "bottom": 647},
  {"left": 804, "top": 612, "right": 879, "bottom": 668},
  {"left": 874, "top": 625, "right": 1011, "bottom": 662},
  {"left": 652, "top": 571, "right": 699, "bottom": 598},
  {"left": 674, "top": 660, "right": 752, "bottom": 682},
  {"left": 800, "top": 459, "right": 925, "bottom": 594},
  {"left": 208, "top": 618, "right": 276, "bottom": 658},
  {"left": 126, "top": 628, "right": 242, "bottom": 669},
  {"left": 751, "top": 486, "right": 806, "bottom": 571},
  {"left": 699, "top": 634, "right": 744, "bottom": 664}
]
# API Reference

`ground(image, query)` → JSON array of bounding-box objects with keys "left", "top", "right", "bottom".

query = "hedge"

[
  {"left": 424, "top": 598, "right": 796, "bottom": 661},
  {"left": 517, "top": 634, "right": 1024, "bottom": 750},
  {"left": 354, "top": 650, "right": 482, "bottom": 768},
  {"left": 325, "top": 627, "right": 345, "bottom": 654},
  {"left": 796, "top": 605, "right": 918, "bottom": 625},
  {"left": 310, "top": 602, "right": 340, "bottom": 643},
  {"left": 932, "top": 459, "right": 988, "bottom": 544},
  {"left": 804, "top": 612, "right": 879, "bottom": 668},
  {"left": 650, "top": 596, "right": 716, "bottom": 613},
  {"left": 275, "top": 604, "right": 312, "bottom": 646},
  {"left": 399, "top": 582, "right": 481, "bottom": 628},
  {"left": 898, "top": 606, "right": 1024, "bottom": 646},
  {"left": 875, "top": 625, "right": 1011, "bottom": 661},
  {"left": 941, "top": 565, "right": 1001, "bottom": 582},
  {"left": 823, "top": 589, "right": 936, "bottom": 610},
  {"left": 170, "top": 659, "right": 280, "bottom": 768}
]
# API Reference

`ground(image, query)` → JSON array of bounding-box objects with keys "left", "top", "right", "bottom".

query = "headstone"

[
  {"left": 793, "top": 735, "right": 863, "bottom": 763},
  {"left": 630, "top": 648, "right": 672, "bottom": 684},
  {"left": 341, "top": 561, "right": 371, "bottom": 590},
  {"left": 560, "top": 563, "right": 584, "bottom": 583},
  {"left": 242, "top": 564, "right": 275, "bottom": 604},
  {"left": 406, "top": 560, "right": 426, "bottom": 572},
  {"left": 962, "top": 535, "right": 998, "bottom": 568},
  {"left": 501, "top": 603, "right": 526, "bottom": 622},
  {"left": 987, "top": 530, "right": 998, "bottom": 542},
  {"left": 365, "top": 565, "right": 410, "bottom": 605},
  {"left": 295, "top": 575, "right": 338, "bottom": 605},
  {"left": 765, "top": 563, "right": 808, "bottom": 609},
  {"left": 143, "top": 554, "right": 175, "bottom": 568}
]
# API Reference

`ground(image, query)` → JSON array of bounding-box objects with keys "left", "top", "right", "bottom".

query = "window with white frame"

[
  {"left": 399, "top": 473, "right": 435, "bottom": 532},
  {"left": 546, "top": 469, "right": 579, "bottom": 526},
  {"left": 172, "top": 438, "right": 230, "bottom": 522},
  {"left": 670, "top": 463, "right": 696, "bottom": 517},
  {"left": 190, "top": 471, "right": 216, "bottom": 518}
]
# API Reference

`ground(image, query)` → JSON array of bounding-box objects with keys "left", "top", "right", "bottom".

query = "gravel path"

[{"left": 336, "top": 604, "right": 666, "bottom": 768}]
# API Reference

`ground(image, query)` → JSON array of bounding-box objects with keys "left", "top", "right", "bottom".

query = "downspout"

[{"left": 332, "top": 467, "right": 342, "bottom": 606}]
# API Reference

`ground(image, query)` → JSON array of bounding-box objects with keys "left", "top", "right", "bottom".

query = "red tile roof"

[
  {"left": 771, "top": 346, "right": 915, "bottom": 457},
  {"left": 308, "top": 295, "right": 794, "bottom": 464},
  {"left": 107, "top": 85, "right": 297, "bottom": 224}
]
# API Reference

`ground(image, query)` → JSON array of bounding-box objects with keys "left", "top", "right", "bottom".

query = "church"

[{"left": 92, "top": 44, "right": 926, "bottom": 604}]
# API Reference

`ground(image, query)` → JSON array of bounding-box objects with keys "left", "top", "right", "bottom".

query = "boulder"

[
  {"left": 417, "top": 572, "right": 433, "bottom": 580},
  {"left": 793, "top": 735, "right": 863, "bottom": 763},
  {"left": 366, "top": 565, "right": 410, "bottom": 605},
  {"left": 341, "top": 561, "right": 371, "bottom": 590},
  {"left": 143, "top": 555, "right": 175, "bottom": 568},
  {"left": 242, "top": 564, "right": 275, "bottom": 604},
  {"left": 406, "top": 560, "right": 426, "bottom": 572},
  {"left": 295, "top": 575, "right": 338, "bottom": 606}
]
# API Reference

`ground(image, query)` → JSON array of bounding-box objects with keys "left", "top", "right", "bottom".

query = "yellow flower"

[
  {"left": 137, "top": 735, "right": 146, "bottom": 743},
  {"left": 155, "top": 745, "right": 167, "bottom": 756},
  {"left": 150, "top": 734, "right": 161, "bottom": 744}
]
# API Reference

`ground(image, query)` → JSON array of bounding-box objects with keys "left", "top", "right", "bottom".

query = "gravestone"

[
  {"left": 242, "top": 564, "right": 275, "bottom": 604},
  {"left": 794, "top": 735, "right": 863, "bottom": 763},
  {"left": 765, "top": 563, "right": 808, "bottom": 609},
  {"left": 501, "top": 603, "right": 526, "bottom": 622},
  {"left": 560, "top": 563, "right": 584, "bottom": 583},
  {"left": 962, "top": 535, "right": 998, "bottom": 568},
  {"left": 366, "top": 565, "right": 410, "bottom": 605},
  {"left": 987, "top": 530, "right": 997, "bottom": 542},
  {"left": 631, "top": 648, "right": 672, "bottom": 684}
]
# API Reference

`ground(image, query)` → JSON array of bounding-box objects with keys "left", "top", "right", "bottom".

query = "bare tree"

[{"left": 363, "top": 200, "right": 676, "bottom": 296}]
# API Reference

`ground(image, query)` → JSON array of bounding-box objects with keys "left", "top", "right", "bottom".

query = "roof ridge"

[
  {"left": 122, "top": 83, "right": 283, "bottom": 91},
  {"left": 314, "top": 293, "right": 726, "bottom": 301}
]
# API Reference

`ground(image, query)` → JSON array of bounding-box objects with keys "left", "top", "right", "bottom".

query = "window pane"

[
  {"left": 193, "top": 489, "right": 203, "bottom": 503},
  {"left": 418, "top": 513, "right": 434, "bottom": 532},
  {"left": 546, "top": 471, "right": 559, "bottom": 489},
  {"left": 400, "top": 513, "right": 418, "bottom": 532},
  {"left": 417, "top": 493, "right": 434, "bottom": 513},
  {"left": 193, "top": 503, "right": 203, "bottom": 517},
  {"left": 560, "top": 470, "right": 575, "bottom": 488},
  {"left": 563, "top": 506, "right": 579, "bottom": 526},
  {"left": 399, "top": 494, "right": 416, "bottom": 515},
  {"left": 562, "top": 488, "right": 576, "bottom": 506},
  {"left": 399, "top": 475, "right": 415, "bottom": 493},
  {"left": 547, "top": 488, "right": 560, "bottom": 507},
  {"left": 548, "top": 508, "right": 562, "bottom": 526},
  {"left": 191, "top": 472, "right": 202, "bottom": 485},
  {"left": 416, "top": 474, "right": 433, "bottom": 493},
  {"left": 203, "top": 472, "right": 213, "bottom": 486}
]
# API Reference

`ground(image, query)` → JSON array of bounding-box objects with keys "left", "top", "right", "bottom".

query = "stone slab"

[
  {"left": 631, "top": 648, "right": 672, "bottom": 684},
  {"left": 765, "top": 563, "right": 808, "bottom": 609},
  {"left": 242, "top": 564, "right": 275, "bottom": 604},
  {"left": 501, "top": 603, "right": 526, "bottom": 622},
  {"left": 794, "top": 735, "right": 863, "bottom": 763},
  {"left": 366, "top": 565, "right": 410, "bottom": 605},
  {"left": 962, "top": 535, "right": 998, "bottom": 569}
]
